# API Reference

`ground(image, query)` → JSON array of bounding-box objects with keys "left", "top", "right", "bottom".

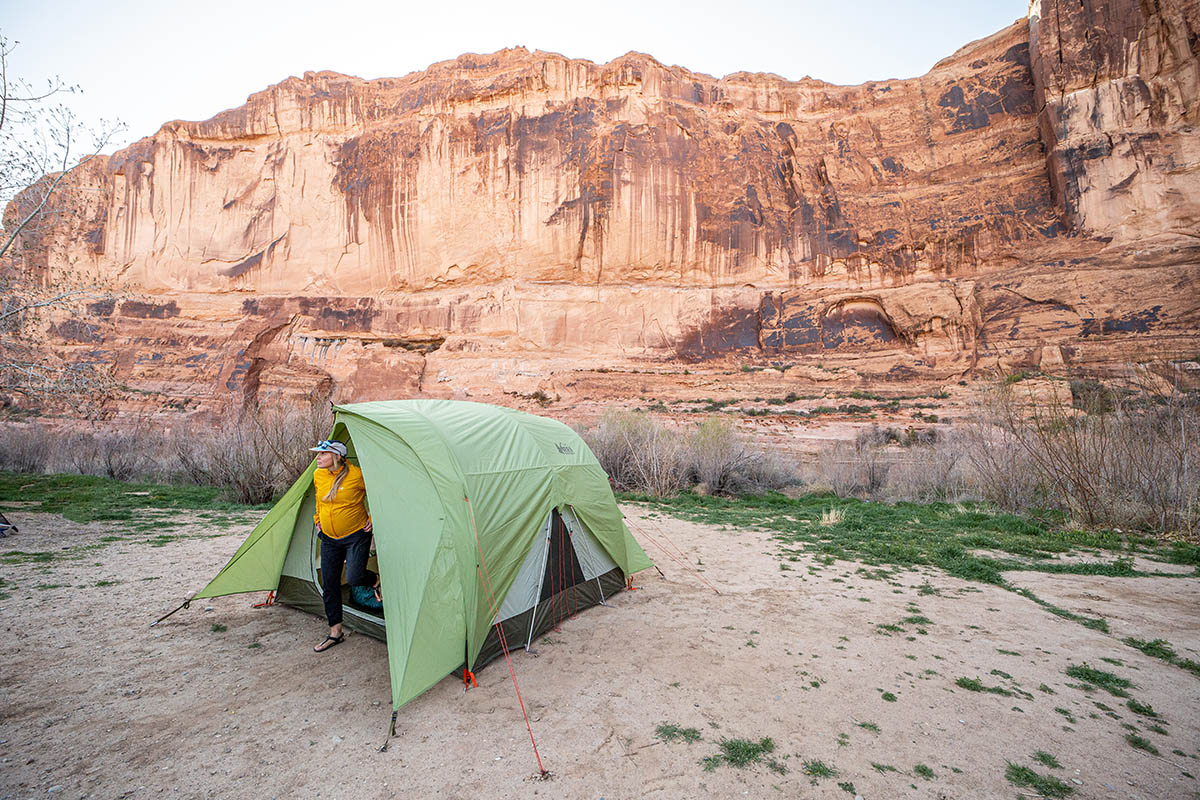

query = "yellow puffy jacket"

[{"left": 312, "top": 462, "right": 370, "bottom": 539}]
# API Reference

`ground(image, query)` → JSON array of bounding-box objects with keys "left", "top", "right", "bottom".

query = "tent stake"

[
  {"left": 377, "top": 711, "right": 398, "bottom": 752},
  {"left": 150, "top": 598, "right": 192, "bottom": 627}
]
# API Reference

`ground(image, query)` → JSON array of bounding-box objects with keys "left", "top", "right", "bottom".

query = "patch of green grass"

[
  {"left": 913, "top": 764, "right": 935, "bottom": 779},
  {"left": 880, "top": 691, "right": 897, "bottom": 702},
  {"left": 955, "top": 677, "right": 1013, "bottom": 697},
  {"left": 1065, "top": 664, "right": 1133, "bottom": 697},
  {"left": 94, "top": 579, "right": 120, "bottom": 587},
  {"left": 1125, "top": 734, "right": 1159, "bottom": 755},
  {"left": 1039, "top": 683, "right": 1056, "bottom": 694},
  {"left": 856, "top": 721, "right": 880, "bottom": 733},
  {"left": 996, "top": 648, "right": 1021, "bottom": 656},
  {"left": 871, "top": 762, "right": 898, "bottom": 774},
  {"left": 1127, "top": 699, "right": 1158, "bottom": 718},
  {"left": 702, "top": 737, "right": 776, "bottom": 770},
  {"left": 1124, "top": 637, "right": 1176, "bottom": 659},
  {"left": 34, "top": 583, "right": 67, "bottom": 591},
  {"left": 1054, "top": 707, "right": 1076, "bottom": 724},
  {"left": 1014, "top": 588, "right": 1109, "bottom": 632},
  {"left": 621, "top": 491, "right": 1172, "bottom": 633},
  {"left": 1146, "top": 723, "right": 1168, "bottom": 735},
  {"left": 802, "top": 759, "right": 836, "bottom": 778},
  {"left": 1123, "top": 637, "right": 1200, "bottom": 679},
  {"left": 211, "top": 623, "right": 227, "bottom": 633},
  {"left": 1, "top": 550, "right": 58, "bottom": 565},
  {"left": 656, "top": 723, "right": 702, "bottom": 744},
  {"left": 837, "top": 781, "right": 856, "bottom": 794},
  {"left": 1005, "top": 762, "right": 1075, "bottom": 797},
  {"left": 1033, "top": 751, "right": 1062, "bottom": 769},
  {"left": 0, "top": 471, "right": 263, "bottom": 523}
]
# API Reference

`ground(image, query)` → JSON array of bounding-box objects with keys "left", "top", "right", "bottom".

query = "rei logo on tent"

[{"left": 555, "top": 443, "right": 574, "bottom": 454}]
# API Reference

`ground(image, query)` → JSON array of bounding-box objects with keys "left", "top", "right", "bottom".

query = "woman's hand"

[{"left": 363, "top": 519, "right": 373, "bottom": 533}]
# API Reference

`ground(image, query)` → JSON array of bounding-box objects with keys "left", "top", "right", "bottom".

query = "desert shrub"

[
  {"left": 579, "top": 410, "right": 687, "bottom": 496},
  {"left": 59, "top": 423, "right": 169, "bottom": 482},
  {"left": 0, "top": 422, "right": 53, "bottom": 473},
  {"left": 815, "top": 426, "right": 893, "bottom": 497},
  {"left": 578, "top": 411, "right": 797, "bottom": 496},
  {"left": 885, "top": 432, "right": 969, "bottom": 502},
  {"left": 809, "top": 428, "right": 970, "bottom": 503},
  {"left": 967, "top": 369, "right": 1200, "bottom": 534},
  {"left": 173, "top": 399, "right": 333, "bottom": 503},
  {"left": 687, "top": 416, "right": 793, "bottom": 494}
]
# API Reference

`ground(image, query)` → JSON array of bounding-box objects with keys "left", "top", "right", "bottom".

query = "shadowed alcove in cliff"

[{"left": 819, "top": 298, "right": 901, "bottom": 350}]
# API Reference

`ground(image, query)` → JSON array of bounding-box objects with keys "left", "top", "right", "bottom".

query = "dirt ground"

[{"left": 1, "top": 506, "right": 1198, "bottom": 799}]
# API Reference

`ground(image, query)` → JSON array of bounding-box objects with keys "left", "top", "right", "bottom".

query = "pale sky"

[{"left": 4, "top": 0, "right": 1028, "bottom": 154}]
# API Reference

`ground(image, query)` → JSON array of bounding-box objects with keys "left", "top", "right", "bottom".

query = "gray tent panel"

[
  {"left": 494, "top": 512, "right": 553, "bottom": 622},
  {"left": 560, "top": 505, "right": 619, "bottom": 580}
]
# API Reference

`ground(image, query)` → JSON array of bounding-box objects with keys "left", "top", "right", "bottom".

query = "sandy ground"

[{"left": 1, "top": 506, "right": 1198, "bottom": 800}]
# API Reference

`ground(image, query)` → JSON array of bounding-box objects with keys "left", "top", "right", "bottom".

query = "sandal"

[{"left": 313, "top": 634, "right": 344, "bottom": 652}]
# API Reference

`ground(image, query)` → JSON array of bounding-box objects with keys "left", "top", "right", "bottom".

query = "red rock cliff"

[{"left": 11, "top": 0, "right": 1200, "bottom": 415}]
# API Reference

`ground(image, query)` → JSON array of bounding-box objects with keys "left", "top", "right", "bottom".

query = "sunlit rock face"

[{"left": 15, "top": 0, "right": 1200, "bottom": 415}]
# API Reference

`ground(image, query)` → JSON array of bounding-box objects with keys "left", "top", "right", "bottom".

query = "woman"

[{"left": 309, "top": 439, "right": 375, "bottom": 652}]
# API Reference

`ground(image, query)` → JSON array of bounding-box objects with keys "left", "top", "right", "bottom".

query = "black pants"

[{"left": 318, "top": 528, "right": 374, "bottom": 626}]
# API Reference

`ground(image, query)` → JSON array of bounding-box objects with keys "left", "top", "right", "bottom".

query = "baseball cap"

[{"left": 309, "top": 439, "right": 348, "bottom": 457}]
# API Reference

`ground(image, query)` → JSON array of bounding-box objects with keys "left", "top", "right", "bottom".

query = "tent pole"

[{"left": 525, "top": 513, "right": 554, "bottom": 653}]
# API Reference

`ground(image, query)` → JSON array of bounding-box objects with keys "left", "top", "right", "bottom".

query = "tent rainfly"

[{"left": 189, "top": 399, "right": 652, "bottom": 711}]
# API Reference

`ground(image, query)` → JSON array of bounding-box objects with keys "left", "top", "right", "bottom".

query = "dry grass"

[
  {"left": 805, "top": 365, "right": 1199, "bottom": 535},
  {"left": 173, "top": 399, "right": 332, "bottom": 503},
  {"left": 578, "top": 412, "right": 798, "bottom": 497},
  {"left": 0, "top": 398, "right": 333, "bottom": 504}
]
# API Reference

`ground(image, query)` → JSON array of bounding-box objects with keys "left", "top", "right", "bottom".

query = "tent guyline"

[
  {"left": 625, "top": 517, "right": 721, "bottom": 595},
  {"left": 466, "top": 494, "right": 548, "bottom": 777},
  {"left": 173, "top": 398, "right": 653, "bottom": 763}
]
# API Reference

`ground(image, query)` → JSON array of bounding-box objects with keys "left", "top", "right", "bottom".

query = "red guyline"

[
  {"left": 626, "top": 518, "right": 722, "bottom": 596},
  {"left": 465, "top": 495, "right": 547, "bottom": 776}
]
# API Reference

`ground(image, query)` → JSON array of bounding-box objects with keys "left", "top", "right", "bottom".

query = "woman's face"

[{"left": 315, "top": 451, "right": 336, "bottom": 470}]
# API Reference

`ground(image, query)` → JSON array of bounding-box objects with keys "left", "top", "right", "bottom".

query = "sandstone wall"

[{"left": 11, "top": 0, "right": 1200, "bottom": 416}]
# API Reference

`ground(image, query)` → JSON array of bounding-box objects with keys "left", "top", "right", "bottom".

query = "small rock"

[
  {"left": 331, "top": 736, "right": 343, "bottom": 744},
  {"left": 1072, "top": 779, "right": 1083, "bottom": 785},
  {"left": 48, "top": 787, "right": 63, "bottom": 794},
  {"left": 203, "top": 606, "right": 214, "bottom": 612}
]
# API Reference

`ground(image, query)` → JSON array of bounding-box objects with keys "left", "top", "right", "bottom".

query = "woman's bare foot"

[{"left": 314, "top": 625, "right": 344, "bottom": 652}]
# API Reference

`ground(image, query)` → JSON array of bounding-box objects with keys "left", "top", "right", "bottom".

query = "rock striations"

[{"left": 10, "top": 0, "right": 1200, "bottom": 415}]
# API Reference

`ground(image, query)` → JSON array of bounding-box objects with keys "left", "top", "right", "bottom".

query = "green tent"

[{"left": 194, "top": 399, "right": 652, "bottom": 710}]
